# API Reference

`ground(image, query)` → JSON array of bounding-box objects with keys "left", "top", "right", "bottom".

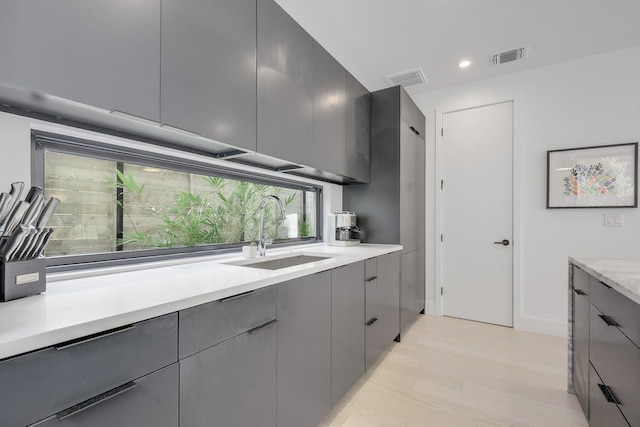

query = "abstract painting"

[{"left": 547, "top": 143, "right": 638, "bottom": 208}]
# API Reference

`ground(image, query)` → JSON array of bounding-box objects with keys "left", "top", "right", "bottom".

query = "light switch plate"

[{"left": 604, "top": 212, "right": 623, "bottom": 227}]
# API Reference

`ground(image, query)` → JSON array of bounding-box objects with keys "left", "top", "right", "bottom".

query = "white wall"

[
  {"left": 414, "top": 45, "right": 640, "bottom": 336},
  {"left": 0, "top": 112, "right": 341, "bottom": 243}
]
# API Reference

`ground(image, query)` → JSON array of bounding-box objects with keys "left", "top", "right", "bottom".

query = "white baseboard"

[{"left": 515, "top": 315, "right": 567, "bottom": 337}]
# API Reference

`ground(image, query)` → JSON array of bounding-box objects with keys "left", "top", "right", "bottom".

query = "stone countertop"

[
  {"left": 569, "top": 257, "right": 640, "bottom": 305},
  {"left": 0, "top": 243, "right": 402, "bottom": 360}
]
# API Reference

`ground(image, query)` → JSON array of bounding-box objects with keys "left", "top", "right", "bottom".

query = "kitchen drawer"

[
  {"left": 572, "top": 265, "right": 589, "bottom": 294},
  {"left": 31, "top": 363, "right": 178, "bottom": 427},
  {"left": 179, "top": 285, "right": 275, "bottom": 358},
  {"left": 590, "top": 303, "right": 640, "bottom": 426},
  {"left": 589, "top": 363, "right": 630, "bottom": 427},
  {"left": 590, "top": 277, "right": 640, "bottom": 348},
  {"left": 0, "top": 313, "right": 178, "bottom": 427}
]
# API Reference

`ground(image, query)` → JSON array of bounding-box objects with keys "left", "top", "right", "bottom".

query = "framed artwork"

[{"left": 547, "top": 142, "right": 638, "bottom": 208}]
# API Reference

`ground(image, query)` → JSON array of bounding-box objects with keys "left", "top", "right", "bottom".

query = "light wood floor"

[{"left": 319, "top": 314, "right": 588, "bottom": 427}]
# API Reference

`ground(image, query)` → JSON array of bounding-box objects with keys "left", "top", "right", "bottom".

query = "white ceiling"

[{"left": 274, "top": 0, "right": 640, "bottom": 95}]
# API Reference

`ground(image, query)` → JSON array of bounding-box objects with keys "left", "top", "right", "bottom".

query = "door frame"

[{"left": 434, "top": 97, "right": 523, "bottom": 329}]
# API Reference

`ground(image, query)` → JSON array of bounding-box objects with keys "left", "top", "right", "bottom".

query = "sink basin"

[{"left": 224, "top": 253, "right": 333, "bottom": 270}]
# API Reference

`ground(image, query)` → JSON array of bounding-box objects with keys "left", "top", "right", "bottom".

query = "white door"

[{"left": 441, "top": 102, "right": 513, "bottom": 327}]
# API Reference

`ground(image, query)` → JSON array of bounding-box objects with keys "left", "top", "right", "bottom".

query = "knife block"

[{"left": 0, "top": 258, "right": 46, "bottom": 302}]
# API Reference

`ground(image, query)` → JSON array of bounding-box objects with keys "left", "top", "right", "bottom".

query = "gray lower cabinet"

[
  {"left": 0, "top": 0, "right": 161, "bottom": 121},
  {"left": 161, "top": 0, "right": 257, "bottom": 151},
  {"left": 0, "top": 313, "right": 177, "bottom": 427},
  {"left": 571, "top": 266, "right": 590, "bottom": 418},
  {"left": 401, "top": 249, "right": 425, "bottom": 334},
  {"left": 277, "top": 271, "right": 332, "bottom": 427},
  {"left": 365, "top": 253, "right": 400, "bottom": 370},
  {"left": 311, "top": 41, "right": 347, "bottom": 176},
  {"left": 257, "top": 0, "right": 314, "bottom": 165},
  {"left": 31, "top": 364, "right": 179, "bottom": 427},
  {"left": 180, "top": 319, "right": 277, "bottom": 427},
  {"left": 331, "top": 261, "right": 365, "bottom": 406},
  {"left": 588, "top": 364, "right": 630, "bottom": 427}
]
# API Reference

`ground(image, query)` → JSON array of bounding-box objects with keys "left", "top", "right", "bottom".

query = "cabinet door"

[
  {"left": 180, "top": 321, "right": 277, "bottom": 427},
  {"left": 400, "top": 120, "right": 426, "bottom": 254},
  {"left": 257, "top": 0, "right": 313, "bottom": 165},
  {"left": 346, "top": 73, "right": 371, "bottom": 183},
  {"left": 588, "top": 364, "right": 630, "bottom": 427},
  {"left": 571, "top": 266, "right": 590, "bottom": 418},
  {"left": 277, "top": 272, "right": 331, "bottom": 427},
  {"left": 33, "top": 364, "right": 178, "bottom": 427},
  {"left": 312, "top": 41, "right": 347, "bottom": 175},
  {"left": 161, "top": 0, "right": 256, "bottom": 151},
  {"left": 377, "top": 252, "right": 401, "bottom": 345},
  {"left": 400, "top": 249, "right": 425, "bottom": 335},
  {"left": 331, "top": 262, "right": 365, "bottom": 406},
  {"left": 0, "top": 0, "right": 160, "bottom": 121}
]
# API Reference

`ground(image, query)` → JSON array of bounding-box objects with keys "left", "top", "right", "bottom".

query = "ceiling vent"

[
  {"left": 385, "top": 67, "right": 427, "bottom": 87},
  {"left": 491, "top": 46, "right": 528, "bottom": 66}
]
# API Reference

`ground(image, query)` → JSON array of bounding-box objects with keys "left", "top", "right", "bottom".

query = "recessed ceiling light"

[{"left": 458, "top": 60, "right": 471, "bottom": 69}]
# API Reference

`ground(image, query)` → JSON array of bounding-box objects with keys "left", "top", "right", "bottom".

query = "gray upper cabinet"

[
  {"left": 257, "top": 0, "right": 314, "bottom": 165},
  {"left": 346, "top": 73, "right": 371, "bottom": 183},
  {"left": 0, "top": 0, "right": 160, "bottom": 121},
  {"left": 331, "top": 262, "right": 365, "bottom": 406},
  {"left": 161, "top": 0, "right": 257, "bottom": 151},
  {"left": 312, "top": 41, "right": 347, "bottom": 175},
  {"left": 277, "top": 272, "right": 332, "bottom": 427}
]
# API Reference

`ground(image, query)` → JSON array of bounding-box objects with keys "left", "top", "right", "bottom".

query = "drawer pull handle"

[
  {"left": 599, "top": 281, "right": 612, "bottom": 289},
  {"left": 598, "top": 314, "right": 620, "bottom": 327},
  {"left": 219, "top": 290, "right": 255, "bottom": 303},
  {"left": 55, "top": 325, "right": 136, "bottom": 350},
  {"left": 248, "top": 319, "right": 278, "bottom": 334},
  {"left": 597, "top": 383, "right": 621, "bottom": 405},
  {"left": 57, "top": 381, "right": 138, "bottom": 420},
  {"left": 409, "top": 126, "right": 420, "bottom": 136},
  {"left": 366, "top": 317, "right": 378, "bottom": 326},
  {"left": 573, "top": 288, "right": 587, "bottom": 296},
  {"left": 366, "top": 276, "right": 378, "bottom": 282}
]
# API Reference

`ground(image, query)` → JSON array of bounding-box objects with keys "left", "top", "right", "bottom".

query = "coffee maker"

[{"left": 327, "top": 211, "right": 361, "bottom": 246}]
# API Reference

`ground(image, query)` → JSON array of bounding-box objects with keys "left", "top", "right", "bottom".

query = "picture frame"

[{"left": 547, "top": 142, "right": 638, "bottom": 208}]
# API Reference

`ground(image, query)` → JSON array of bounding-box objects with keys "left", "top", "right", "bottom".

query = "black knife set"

[{"left": 0, "top": 182, "right": 60, "bottom": 301}]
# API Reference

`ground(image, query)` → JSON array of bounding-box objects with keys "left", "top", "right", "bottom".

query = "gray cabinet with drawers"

[
  {"left": 0, "top": 313, "right": 178, "bottom": 427},
  {"left": 570, "top": 262, "right": 640, "bottom": 427},
  {"left": 0, "top": 0, "right": 161, "bottom": 121},
  {"left": 365, "top": 252, "right": 401, "bottom": 370}
]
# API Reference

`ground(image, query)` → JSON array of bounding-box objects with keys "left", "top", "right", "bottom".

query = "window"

[{"left": 33, "top": 131, "right": 322, "bottom": 268}]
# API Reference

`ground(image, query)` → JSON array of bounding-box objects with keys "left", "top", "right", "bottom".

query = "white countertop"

[
  {"left": 570, "top": 257, "right": 640, "bottom": 305},
  {"left": 0, "top": 244, "right": 401, "bottom": 360}
]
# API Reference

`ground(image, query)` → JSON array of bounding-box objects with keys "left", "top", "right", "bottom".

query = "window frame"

[{"left": 32, "top": 130, "right": 324, "bottom": 272}]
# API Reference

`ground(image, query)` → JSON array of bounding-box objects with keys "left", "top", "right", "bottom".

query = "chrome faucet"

[{"left": 257, "top": 195, "right": 286, "bottom": 256}]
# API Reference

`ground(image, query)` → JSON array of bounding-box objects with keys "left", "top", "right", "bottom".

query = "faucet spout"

[{"left": 257, "top": 195, "right": 286, "bottom": 257}]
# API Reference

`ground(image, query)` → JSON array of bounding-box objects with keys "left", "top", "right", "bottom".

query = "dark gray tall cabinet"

[
  {"left": 0, "top": 0, "right": 161, "bottom": 121},
  {"left": 344, "top": 85, "right": 426, "bottom": 337}
]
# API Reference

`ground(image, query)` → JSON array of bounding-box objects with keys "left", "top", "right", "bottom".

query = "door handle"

[{"left": 493, "top": 239, "right": 510, "bottom": 246}]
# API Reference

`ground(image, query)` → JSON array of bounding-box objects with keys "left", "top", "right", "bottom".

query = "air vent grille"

[
  {"left": 491, "top": 46, "right": 528, "bottom": 66},
  {"left": 385, "top": 67, "right": 427, "bottom": 87}
]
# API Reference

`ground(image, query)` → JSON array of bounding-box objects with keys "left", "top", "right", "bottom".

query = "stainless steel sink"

[{"left": 224, "top": 253, "right": 333, "bottom": 270}]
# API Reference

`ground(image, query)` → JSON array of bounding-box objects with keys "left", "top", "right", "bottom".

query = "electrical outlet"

[{"left": 604, "top": 212, "right": 623, "bottom": 227}]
